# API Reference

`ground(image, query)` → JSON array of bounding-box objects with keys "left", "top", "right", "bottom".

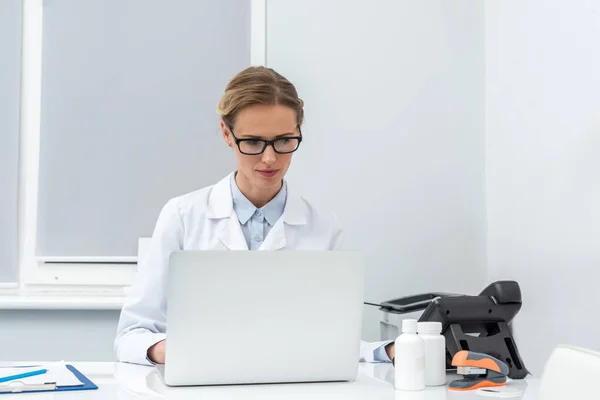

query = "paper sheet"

[
  {"left": 0, "top": 363, "right": 83, "bottom": 387},
  {"left": 476, "top": 387, "right": 523, "bottom": 398}
]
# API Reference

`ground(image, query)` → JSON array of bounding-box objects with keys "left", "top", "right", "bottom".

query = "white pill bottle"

[
  {"left": 417, "top": 321, "right": 446, "bottom": 386},
  {"left": 394, "top": 319, "right": 425, "bottom": 391}
]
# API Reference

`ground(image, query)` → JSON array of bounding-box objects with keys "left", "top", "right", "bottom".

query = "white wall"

[
  {"left": 486, "top": 0, "right": 600, "bottom": 375},
  {"left": 0, "top": 311, "right": 119, "bottom": 361},
  {"left": 0, "top": 0, "right": 21, "bottom": 282},
  {"left": 267, "top": 0, "right": 487, "bottom": 341}
]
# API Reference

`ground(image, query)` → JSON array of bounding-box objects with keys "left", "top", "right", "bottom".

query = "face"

[{"left": 221, "top": 104, "right": 300, "bottom": 190}]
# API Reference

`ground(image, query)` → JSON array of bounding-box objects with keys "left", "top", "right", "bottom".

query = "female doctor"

[{"left": 114, "top": 66, "right": 395, "bottom": 366}]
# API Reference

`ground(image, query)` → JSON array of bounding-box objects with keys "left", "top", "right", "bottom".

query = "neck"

[{"left": 235, "top": 172, "right": 282, "bottom": 208}]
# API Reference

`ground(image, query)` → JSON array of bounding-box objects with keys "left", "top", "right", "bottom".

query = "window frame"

[{"left": 16, "top": 0, "right": 266, "bottom": 292}]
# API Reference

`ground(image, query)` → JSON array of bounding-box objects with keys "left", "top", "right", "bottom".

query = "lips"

[{"left": 257, "top": 169, "right": 279, "bottom": 178}]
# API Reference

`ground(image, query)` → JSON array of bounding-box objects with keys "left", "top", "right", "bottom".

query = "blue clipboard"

[{"left": 0, "top": 365, "right": 98, "bottom": 395}]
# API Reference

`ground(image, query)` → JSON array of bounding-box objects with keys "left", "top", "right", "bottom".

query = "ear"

[{"left": 220, "top": 120, "right": 233, "bottom": 147}]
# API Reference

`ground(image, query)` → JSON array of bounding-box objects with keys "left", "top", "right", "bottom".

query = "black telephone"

[{"left": 377, "top": 280, "right": 529, "bottom": 379}]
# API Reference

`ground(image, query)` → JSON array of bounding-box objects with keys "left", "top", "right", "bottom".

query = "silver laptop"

[{"left": 157, "top": 250, "right": 365, "bottom": 386}]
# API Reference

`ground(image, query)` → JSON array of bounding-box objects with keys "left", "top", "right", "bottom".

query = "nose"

[{"left": 261, "top": 144, "right": 276, "bottom": 165}]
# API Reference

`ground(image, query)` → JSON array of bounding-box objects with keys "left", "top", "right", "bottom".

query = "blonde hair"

[{"left": 217, "top": 66, "right": 304, "bottom": 129}]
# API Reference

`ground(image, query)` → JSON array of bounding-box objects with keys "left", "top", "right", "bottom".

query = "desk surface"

[{"left": 0, "top": 362, "right": 539, "bottom": 399}]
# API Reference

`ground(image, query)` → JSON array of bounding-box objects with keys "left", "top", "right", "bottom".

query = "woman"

[{"left": 114, "top": 66, "right": 395, "bottom": 365}]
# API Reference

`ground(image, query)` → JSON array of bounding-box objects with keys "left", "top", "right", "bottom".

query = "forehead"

[{"left": 234, "top": 104, "right": 298, "bottom": 138}]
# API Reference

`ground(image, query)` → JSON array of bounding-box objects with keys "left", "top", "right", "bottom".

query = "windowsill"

[{"left": 0, "top": 292, "right": 125, "bottom": 310}]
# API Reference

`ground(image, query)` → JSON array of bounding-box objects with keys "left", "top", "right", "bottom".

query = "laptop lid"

[{"left": 163, "top": 250, "right": 365, "bottom": 386}]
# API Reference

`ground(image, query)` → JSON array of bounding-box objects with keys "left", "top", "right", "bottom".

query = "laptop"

[{"left": 157, "top": 250, "right": 365, "bottom": 386}]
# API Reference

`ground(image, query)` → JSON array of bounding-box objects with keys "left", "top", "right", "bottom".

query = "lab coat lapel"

[
  {"left": 259, "top": 188, "right": 308, "bottom": 251},
  {"left": 208, "top": 173, "right": 248, "bottom": 250},
  {"left": 260, "top": 218, "right": 286, "bottom": 250},
  {"left": 217, "top": 212, "right": 249, "bottom": 250}
]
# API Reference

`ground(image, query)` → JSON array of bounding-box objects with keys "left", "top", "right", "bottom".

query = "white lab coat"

[{"left": 114, "top": 172, "right": 391, "bottom": 365}]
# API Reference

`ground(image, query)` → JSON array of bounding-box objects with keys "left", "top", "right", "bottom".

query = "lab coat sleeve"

[
  {"left": 114, "top": 199, "right": 184, "bottom": 365},
  {"left": 360, "top": 340, "right": 394, "bottom": 363}
]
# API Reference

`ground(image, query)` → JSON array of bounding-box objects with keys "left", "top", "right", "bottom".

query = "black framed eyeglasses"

[{"left": 229, "top": 126, "right": 303, "bottom": 155}]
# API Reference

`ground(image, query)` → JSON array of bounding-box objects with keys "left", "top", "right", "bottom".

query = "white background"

[
  {"left": 485, "top": 0, "right": 600, "bottom": 374},
  {"left": 266, "top": 0, "right": 487, "bottom": 343}
]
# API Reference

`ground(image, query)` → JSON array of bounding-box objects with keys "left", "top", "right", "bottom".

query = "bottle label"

[{"left": 416, "top": 356, "right": 425, "bottom": 372}]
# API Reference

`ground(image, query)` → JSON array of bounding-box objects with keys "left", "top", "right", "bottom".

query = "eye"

[{"left": 246, "top": 139, "right": 263, "bottom": 146}]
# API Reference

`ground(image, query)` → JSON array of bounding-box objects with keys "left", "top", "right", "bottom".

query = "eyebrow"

[{"left": 238, "top": 132, "right": 299, "bottom": 140}]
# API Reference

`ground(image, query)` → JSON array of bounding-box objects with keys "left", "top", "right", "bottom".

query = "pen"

[{"left": 0, "top": 369, "right": 48, "bottom": 384}]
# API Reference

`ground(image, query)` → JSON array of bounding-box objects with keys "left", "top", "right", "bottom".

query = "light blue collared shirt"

[{"left": 230, "top": 173, "right": 287, "bottom": 250}]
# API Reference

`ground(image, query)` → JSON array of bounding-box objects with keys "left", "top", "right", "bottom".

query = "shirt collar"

[{"left": 230, "top": 173, "right": 287, "bottom": 226}]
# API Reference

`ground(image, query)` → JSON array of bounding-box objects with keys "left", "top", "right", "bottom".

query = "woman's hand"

[
  {"left": 148, "top": 340, "right": 166, "bottom": 364},
  {"left": 385, "top": 342, "right": 395, "bottom": 364}
]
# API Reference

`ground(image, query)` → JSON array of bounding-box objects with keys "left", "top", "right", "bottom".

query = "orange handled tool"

[{"left": 448, "top": 350, "right": 510, "bottom": 391}]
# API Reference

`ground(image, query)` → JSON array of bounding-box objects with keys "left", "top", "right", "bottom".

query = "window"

[{"left": 11, "top": 0, "right": 264, "bottom": 293}]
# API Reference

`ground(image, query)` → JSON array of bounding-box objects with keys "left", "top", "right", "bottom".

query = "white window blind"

[
  {"left": 36, "top": 0, "right": 250, "bottom": 259},
  {"left": 0, "top": 0, "right": 22, "bottom": 282}
]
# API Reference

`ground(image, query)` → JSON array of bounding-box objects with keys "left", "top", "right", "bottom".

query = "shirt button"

[
  {"left": 254, "top": 235, "right": 263, "bottom": 242},
  {"left": 255, "top": 210, "right": 262, "bottom": 217}
]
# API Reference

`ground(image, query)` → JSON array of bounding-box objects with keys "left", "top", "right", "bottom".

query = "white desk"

[{"left": 0, "top": 362, "right": 539, "bottom": 399}]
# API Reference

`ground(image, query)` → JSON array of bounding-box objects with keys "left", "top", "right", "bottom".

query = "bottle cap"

[
  {"left": 417, "top": 321, "right": 442, "bottom": 334},
  {"left": 401, "top": 319, "right": 418, "bottom": 334}
]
